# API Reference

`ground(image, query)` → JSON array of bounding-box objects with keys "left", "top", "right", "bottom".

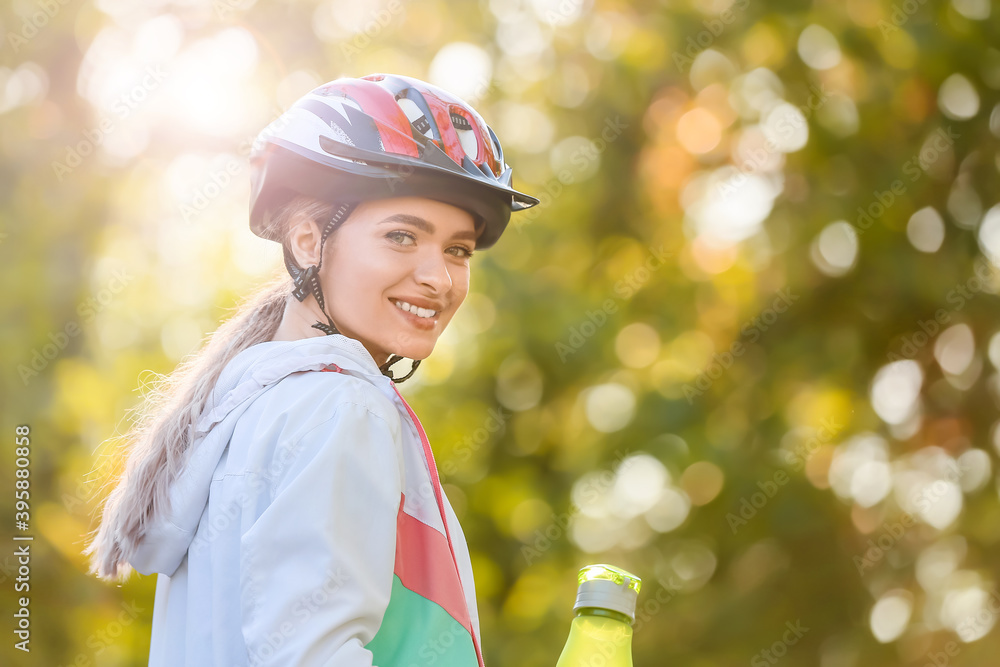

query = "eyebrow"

[{"left": 377, "top": 213, "right": 479, "bottom": 242}]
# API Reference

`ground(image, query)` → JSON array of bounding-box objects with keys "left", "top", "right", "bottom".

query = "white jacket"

[{"left": 129, "top": 334, "right": 485, "bottom": 666}]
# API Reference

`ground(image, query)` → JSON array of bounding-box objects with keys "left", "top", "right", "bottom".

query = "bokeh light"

[{"left": 10, "top": 2, "right": 1000, "bottom": 665}]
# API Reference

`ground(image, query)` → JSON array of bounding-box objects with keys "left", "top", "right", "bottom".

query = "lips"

[
  {"left": 389, "top": 298, "right": 438, "bottom": 330},
  {"left": 390, "top": 296, "right": 444, "bottom": 312},
  {"left": 391, "top": 298, "right": 439, "bottom": 319}
]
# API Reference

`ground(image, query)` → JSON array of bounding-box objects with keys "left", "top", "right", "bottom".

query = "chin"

[
  {"left": 376, "top": 331, "right": 437, "bottom": 364},
  {"left": 397, "top": 341, "right": 436, "bottom": 362}
]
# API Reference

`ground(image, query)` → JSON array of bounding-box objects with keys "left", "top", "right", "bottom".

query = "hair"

[{"left": 84, "top": 195, "right": 341, "bottom": 582}]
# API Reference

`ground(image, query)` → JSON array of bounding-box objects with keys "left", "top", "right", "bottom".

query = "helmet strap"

[
  {"left": 281, "top": 201, "right": 420, "bottom": 382},
  {"left": 379, "top": 355, "right": 421, "bottom": 383},
  {"left": 282, "top": 202, "right": 357, "bottom": 335}
]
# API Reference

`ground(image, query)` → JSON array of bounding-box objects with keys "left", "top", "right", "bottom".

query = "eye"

[
  {"left": 448, "top": 245, "right": 475, "bottom": 259},
  {"left": 386, "top": 230, "right": 416, "bottom": 246}
]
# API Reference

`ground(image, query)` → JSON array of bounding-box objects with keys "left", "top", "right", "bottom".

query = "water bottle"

[{"left": 555, "top": 564, "right": 642, "bottom": 667}]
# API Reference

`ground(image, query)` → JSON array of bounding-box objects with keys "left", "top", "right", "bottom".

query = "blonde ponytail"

[{"left": 85, "top": 196, "right": 339, "bottom": 581}]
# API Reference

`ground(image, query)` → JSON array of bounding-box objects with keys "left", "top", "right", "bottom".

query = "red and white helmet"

[{"left": 249, "top": 73, "right": 539, "bottom": 250}]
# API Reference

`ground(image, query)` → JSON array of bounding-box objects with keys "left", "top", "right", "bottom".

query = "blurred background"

[{"left": 2, "top": 0, "right": 1000, "bottom": 665}]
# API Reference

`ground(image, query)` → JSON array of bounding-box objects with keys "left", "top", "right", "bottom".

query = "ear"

[{"left": 286, "top": 212, "right": 323, "bottom": 267}]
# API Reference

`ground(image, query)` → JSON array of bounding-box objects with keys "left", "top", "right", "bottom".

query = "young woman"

[{"left": 85, "top": 73, "right": 538, "bottom": 666}]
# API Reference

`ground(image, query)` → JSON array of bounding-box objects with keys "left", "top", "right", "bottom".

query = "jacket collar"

[
  {"left": 275, "top": 333, "right": 388, "bottom": 378},
  {"left": 194, "top": 333, "right": 394, "bottom": 436}
]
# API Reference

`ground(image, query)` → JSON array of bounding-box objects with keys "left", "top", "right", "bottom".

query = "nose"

[{"left": 413, "top": 248, "right": 453, "bottom": 294}]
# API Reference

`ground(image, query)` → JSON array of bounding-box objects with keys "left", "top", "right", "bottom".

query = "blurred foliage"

[{"left": 3, "top": 0, "right": 1000, "bottom": 665}]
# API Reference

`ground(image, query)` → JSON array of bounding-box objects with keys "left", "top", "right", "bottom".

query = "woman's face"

[{"left": 320, "top": 196, "right": 478, "bottom": 365}]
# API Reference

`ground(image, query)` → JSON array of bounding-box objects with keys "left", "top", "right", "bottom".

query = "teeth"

[{"left": 393, "top": 299, "right": 437, "bottom": 319}]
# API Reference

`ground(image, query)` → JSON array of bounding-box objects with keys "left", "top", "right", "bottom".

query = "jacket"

[{"left": 129, "top": 334, "right": 486, "bottom": 666}]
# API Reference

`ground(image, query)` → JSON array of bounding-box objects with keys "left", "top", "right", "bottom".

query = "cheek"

[
  {"left": 324, "top": 247, "right": 400, "bottom": 312},
  {"left": 450, "top": 268, "right": 472, "bottom": 303}
]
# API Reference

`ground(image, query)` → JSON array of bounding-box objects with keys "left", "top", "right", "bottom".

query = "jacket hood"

[{"left": 130, "top": 334, "right": 395, "bottom": 576}]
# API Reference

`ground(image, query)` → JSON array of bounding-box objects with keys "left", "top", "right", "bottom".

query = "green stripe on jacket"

[{"left": 365, "top": 574, "right": 479, "bottom": 667}]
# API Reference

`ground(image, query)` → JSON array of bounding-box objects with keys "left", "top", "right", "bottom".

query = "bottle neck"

[{"left": 575, "top": 607, "right": 634, "bottom": 626}]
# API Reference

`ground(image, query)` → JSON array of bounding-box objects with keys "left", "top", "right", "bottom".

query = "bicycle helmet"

[
  {"left": 248, "top": 73, "right": 539, "bottom": 381},
  {"left": 250, "top": 72, "right": 538, "bottom": 249}
]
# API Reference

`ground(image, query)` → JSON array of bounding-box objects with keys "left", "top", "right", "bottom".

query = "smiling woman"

[
  {"left": 84, "top": 73, "right": 538, "bottom": 667},
  {"left": 271, "top": 196, "right": 480, "bottom": 365}
]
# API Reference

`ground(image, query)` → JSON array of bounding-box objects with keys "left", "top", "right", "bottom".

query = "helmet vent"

[
  {"left": 395, "top": 96, "right": 434, "bottom": 139},
  {"left": 451, "top": 111, "right": 478, "bottom": 158},
  {"left": 412, "top": 116, "right": 432, "bottom": 135}
]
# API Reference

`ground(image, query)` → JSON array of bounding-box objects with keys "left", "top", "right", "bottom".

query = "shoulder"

[
  {"left": 236, "top": 370, "right": 407, "bottom": 495},
  {"left": 259, "top": 368, "right": 403, "bottom": 441}
]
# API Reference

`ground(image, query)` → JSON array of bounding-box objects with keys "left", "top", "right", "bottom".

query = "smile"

[{"left": 390, "top": 298, "right": 439, "bottom": 319}]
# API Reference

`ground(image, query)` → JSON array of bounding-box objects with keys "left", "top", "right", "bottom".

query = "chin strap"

[
  {"left": 379, "top": 355, "right": 421, "bottom": 382},
  {"left": 283, "top": 201, "right": 421, "bottom": 383}
]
